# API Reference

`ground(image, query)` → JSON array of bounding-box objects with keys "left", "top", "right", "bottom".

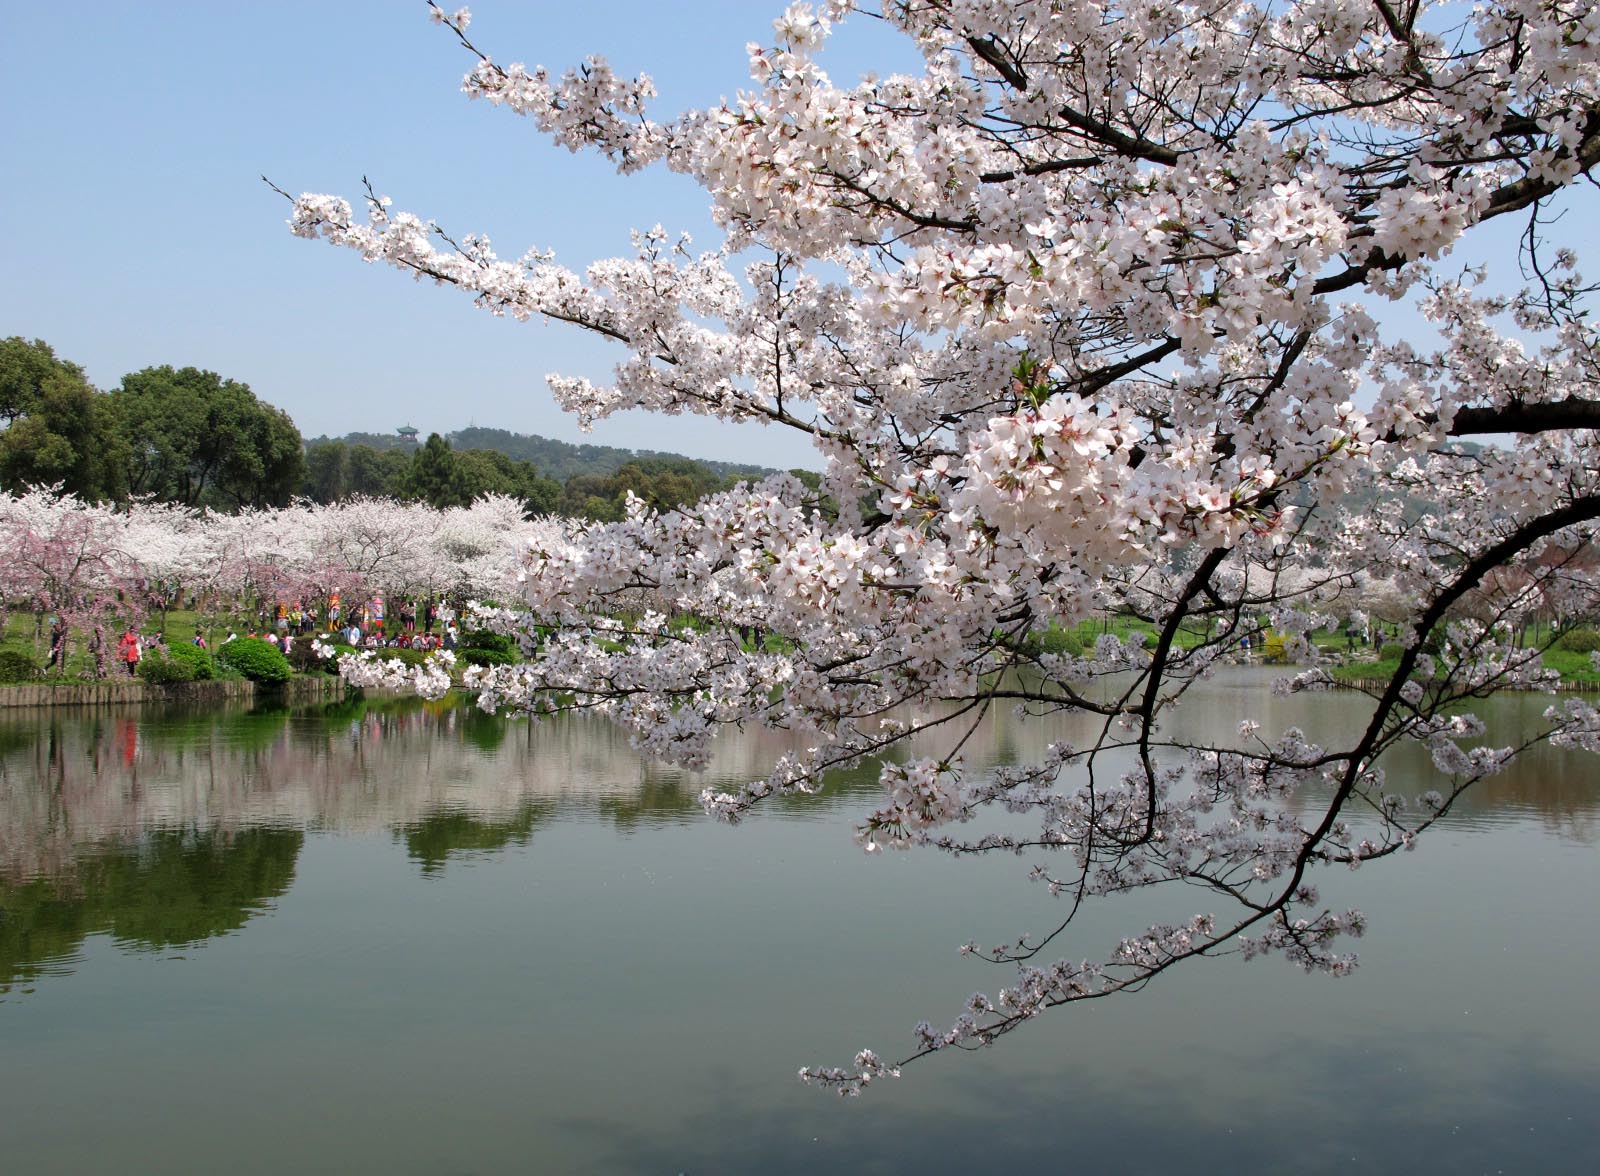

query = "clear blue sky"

[{"left": 0, "top": 1, "right": 908, "bottom": 469}]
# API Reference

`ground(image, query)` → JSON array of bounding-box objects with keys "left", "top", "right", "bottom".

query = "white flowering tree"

[
  {"left": 436, "top": 493, "right": 559, "bottom": 600},
  {"left": 283, "top": 1, "right": 1600, "bottom": 1089}
]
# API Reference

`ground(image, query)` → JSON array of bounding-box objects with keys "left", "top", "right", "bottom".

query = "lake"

[{"left": 2, "top": 669, "right": 1597, "bottom": 1174}]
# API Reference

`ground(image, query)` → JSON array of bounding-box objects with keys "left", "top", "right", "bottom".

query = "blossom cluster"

[
  {"left": 0, "top": 489, "right": 556, "bottom": 614},
  {"left": 285, "top": 0, "right": 1600, "bottom": 1089}
]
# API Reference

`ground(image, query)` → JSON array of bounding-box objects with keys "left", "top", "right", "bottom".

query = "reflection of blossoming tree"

[{"left": 289, "top": 0, "right": 1600, "bottom": 1086}]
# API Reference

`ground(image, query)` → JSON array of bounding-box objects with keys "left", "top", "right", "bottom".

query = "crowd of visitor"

[{"left": 23, "top": 589, "right": 472, "bottom": 683}]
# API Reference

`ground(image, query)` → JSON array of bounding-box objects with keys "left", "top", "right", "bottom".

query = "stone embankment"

[
  {"left": 1332, "top": 676, "right": 1597, "bottom": 693},
  {"left": 0, "top": 676, "right": 351, "bottom": 708}
]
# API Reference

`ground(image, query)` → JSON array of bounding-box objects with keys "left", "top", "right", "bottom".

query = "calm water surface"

[{"left": 1, "top": 670, "right": 1597, "bottom": 1174}]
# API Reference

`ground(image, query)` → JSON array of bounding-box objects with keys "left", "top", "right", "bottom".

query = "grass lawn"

[
  {"left": 0, "top": 605, "right": 279, "bottom": 684},
  {"left": 1328, "top": 647, "right": 1598, "bottom": 689}
]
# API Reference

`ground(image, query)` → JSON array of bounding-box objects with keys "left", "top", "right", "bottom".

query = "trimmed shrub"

[
  {"left": 167, "top": 642, "right": 216, "bottom": 680},
  {"left": 1556, "top": 627, "right": 1600, "bottom": 653},
  {"left": 0, "top": 650, "right": 39, "bottom": 684},
  {"left": 1036, "top": 626, "right": 1085, "bottom": 656},
  {"left": 460, "top": 630, "right": 516, "bottom": 656},
  {"left": 138, "top": 648, "right": 198, "bottom": 685},
  {"left": 285, "top": 640, "right": 321, "bottom": 674},
  {"left": 285, "top": 639, "right": 344, "bottom": 674},
  {"left": 370, "top": 646, "right": 434, "bottom": 668},
  {"left": 461, "top": 647, "right": 518, "bottom": 668},
  {"left": 215, "top": 637, "right": 292, "bottom": 684}
]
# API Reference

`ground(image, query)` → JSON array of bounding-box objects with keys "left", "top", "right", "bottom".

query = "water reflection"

[
  {"left": 399, "top": 802, "right": 551, "bottom": 876},
  {"left": 3, "top": 681, "right": 1597, "bottom": 883},
  {"left": 0, "top": 675, "right": 1597, "bottom": 1173},
  {"left": 0, "top": 695, "right": 893, "bottom": 889},
  {"left": 1, "top": 679, "right": 1594, "bottom": 993},
  {"left": 1, "top": 828, "right": 302, "bottom": 992}
]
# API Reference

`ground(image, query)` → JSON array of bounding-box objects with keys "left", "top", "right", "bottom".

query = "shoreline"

[
  {"left": 1330, "top": 676, "right": 1598, "bottom": 693},
  {"left": 0, "top": 675, "right": 352, "bottom": 709},
  {"left": 1, "top": 670, "right": 1593, "bottom": 710}
]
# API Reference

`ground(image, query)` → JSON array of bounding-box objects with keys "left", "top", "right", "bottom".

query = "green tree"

[
  {"left": 302, "top": 439, "right": 351, "bottom": 502},
  {"left": 405, "top": 432, "right": 474, "bottom": 508},
  {"left": 111, "top": 365, "right": 305, "bottom": 508},
  {"left": 456, "top": 448, "right": 562, "bottom": 514},
  {"left": 346, "top": 443, "right": 410, "bottom": 497},
  {"left": 561, "top": 472, "right": 623, "bottom": 520},
  {"left": 0, "top": 337, "right": 126, "bottom": 500}
]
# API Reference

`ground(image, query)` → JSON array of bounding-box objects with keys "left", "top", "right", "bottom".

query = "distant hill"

[{"left": 309, "top": 427, "right": 777, "bottom": 484}]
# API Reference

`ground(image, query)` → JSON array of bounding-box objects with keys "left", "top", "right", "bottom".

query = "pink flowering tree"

[
  {"left": 0, "top": 489, "right": 145, "bottom": 675},
  {"left": 284, "top": 1, "right": 1600, "bottom": 1089}
]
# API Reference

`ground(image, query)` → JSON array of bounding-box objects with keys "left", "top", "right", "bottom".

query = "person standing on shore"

[
  {"left": 47, "top": 618, "right": 68, "bottom": 672},
  {"left": 90, "top": 624, "right": 107, "bottom": 678},
  {"left": 117, "top": 628, "right": 141, "bottom": 676}
]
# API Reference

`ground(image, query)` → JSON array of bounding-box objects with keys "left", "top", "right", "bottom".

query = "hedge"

[
  {"left": 1556, "top": 627, "right": 1600, "bottom": 654},
  {"left": 0, "top": 650, "right": 39, "bottom": 684},
  {"left": 215, "top": 637, "right": 293, "bottom": 684},
  {"left": 138, "top": 648, "right": 198, "bottom": 684},
  {"left": 460, "top": 630, "right": 517, "bottom": 656}
]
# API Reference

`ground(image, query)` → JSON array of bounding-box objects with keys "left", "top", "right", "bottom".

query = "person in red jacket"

[{"left": 117, "top": 628, "right": 142, "bottom": 676}]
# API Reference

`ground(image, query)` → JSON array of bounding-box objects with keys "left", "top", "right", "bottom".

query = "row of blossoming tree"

[
  {"left": 284, "top": 0, "right": 1600, "bottom": 1089},
  {"left": 0, "top": 488, "right": 555, "bottom": 671}
]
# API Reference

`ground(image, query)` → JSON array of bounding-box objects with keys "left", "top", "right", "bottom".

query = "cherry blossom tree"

[
  {"left": 0, "top": 489, "right": 144, "bottom": 673},
  {"left": 435, "top": 493, "right": 558, "bottom": 600},
  {"left": 283, "top": 1, "right": 1600, "bottom": 1089}
]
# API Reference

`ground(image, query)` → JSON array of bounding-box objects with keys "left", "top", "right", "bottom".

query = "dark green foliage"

[
  {"left": 111, "top": 365, "right": 304, "bottom": 509},
  {"left": 3, "top": 336, "right": 777, "bottom": 521},
  {"left": 405, "top": 432, "right": 476, "bottom": 509},
  {"left": 397, "top": 800, "right": 546, "bottom": 874},
  {"left": 302, "top": 439, "right": 351, "bottom": 503},
  {"left": 301, "top": 435, "right": 566, "bottom": 516},
  {"left": 215, "top": 637, "right": 292, "bottom": 684},
  {"left": 457, "top": 628, "right": 521, "bottom": 668},
  {"left": 301, "top": 427, "right": 774, "bottom": 519},
  {"left": 324, "top": 425, "right": 773, "bottom": 483},
  {"left": 0, "top": 650, "right": 39, "bottom": 684},
  {"left": 346, "top": 443, "right": 412, "bottom": 497},
  {"left": 558, "top": 458, "right": 734, "bottom": 520},
  {"left": 460, "top": 630, "right": 516, "bottom": 655},
  {"left": 0, "top": 337, "right": 127, "bottom": 500},
  {"left": 0, "top": 828, "right": 303, "bottom": 989},
  {"left": 138, "top": 648, "right": 198, "bottom": 684},
  {"left": 1556, "top": 627, "right": 1600, "bottom": 653},
  {"left": 168, "top": 642, "right": 216, "bottom": 680},
  {"left": 1037, "top": 626, "right": 1085, "bottom": 656},
  {"left": 400, "top": 431, "right": 563, "bottom": 512},
  {"left": 373, "top": 646, "right": 434, "bottom": 668},
  {"left": 285, "top": 639, "right": 330, "bottom": 674}
]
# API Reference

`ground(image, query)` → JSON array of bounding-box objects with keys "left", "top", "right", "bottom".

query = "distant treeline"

[
  {"left": 303, "top": 432, "right": 776, "bottom": 520},
  {"left": 1, "top": 336, "right": 780, "bottom": 520},
  {"left": 313, "top": 427, "right": 773, "bottom": 484}
]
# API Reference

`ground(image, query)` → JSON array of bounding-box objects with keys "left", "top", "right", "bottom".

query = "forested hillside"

[
  {"left": 311, "top": 427, "right": 774, "bottom": 483},
  {"left": 1, "top": 334, "right": 782, "bottom": 521}
]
